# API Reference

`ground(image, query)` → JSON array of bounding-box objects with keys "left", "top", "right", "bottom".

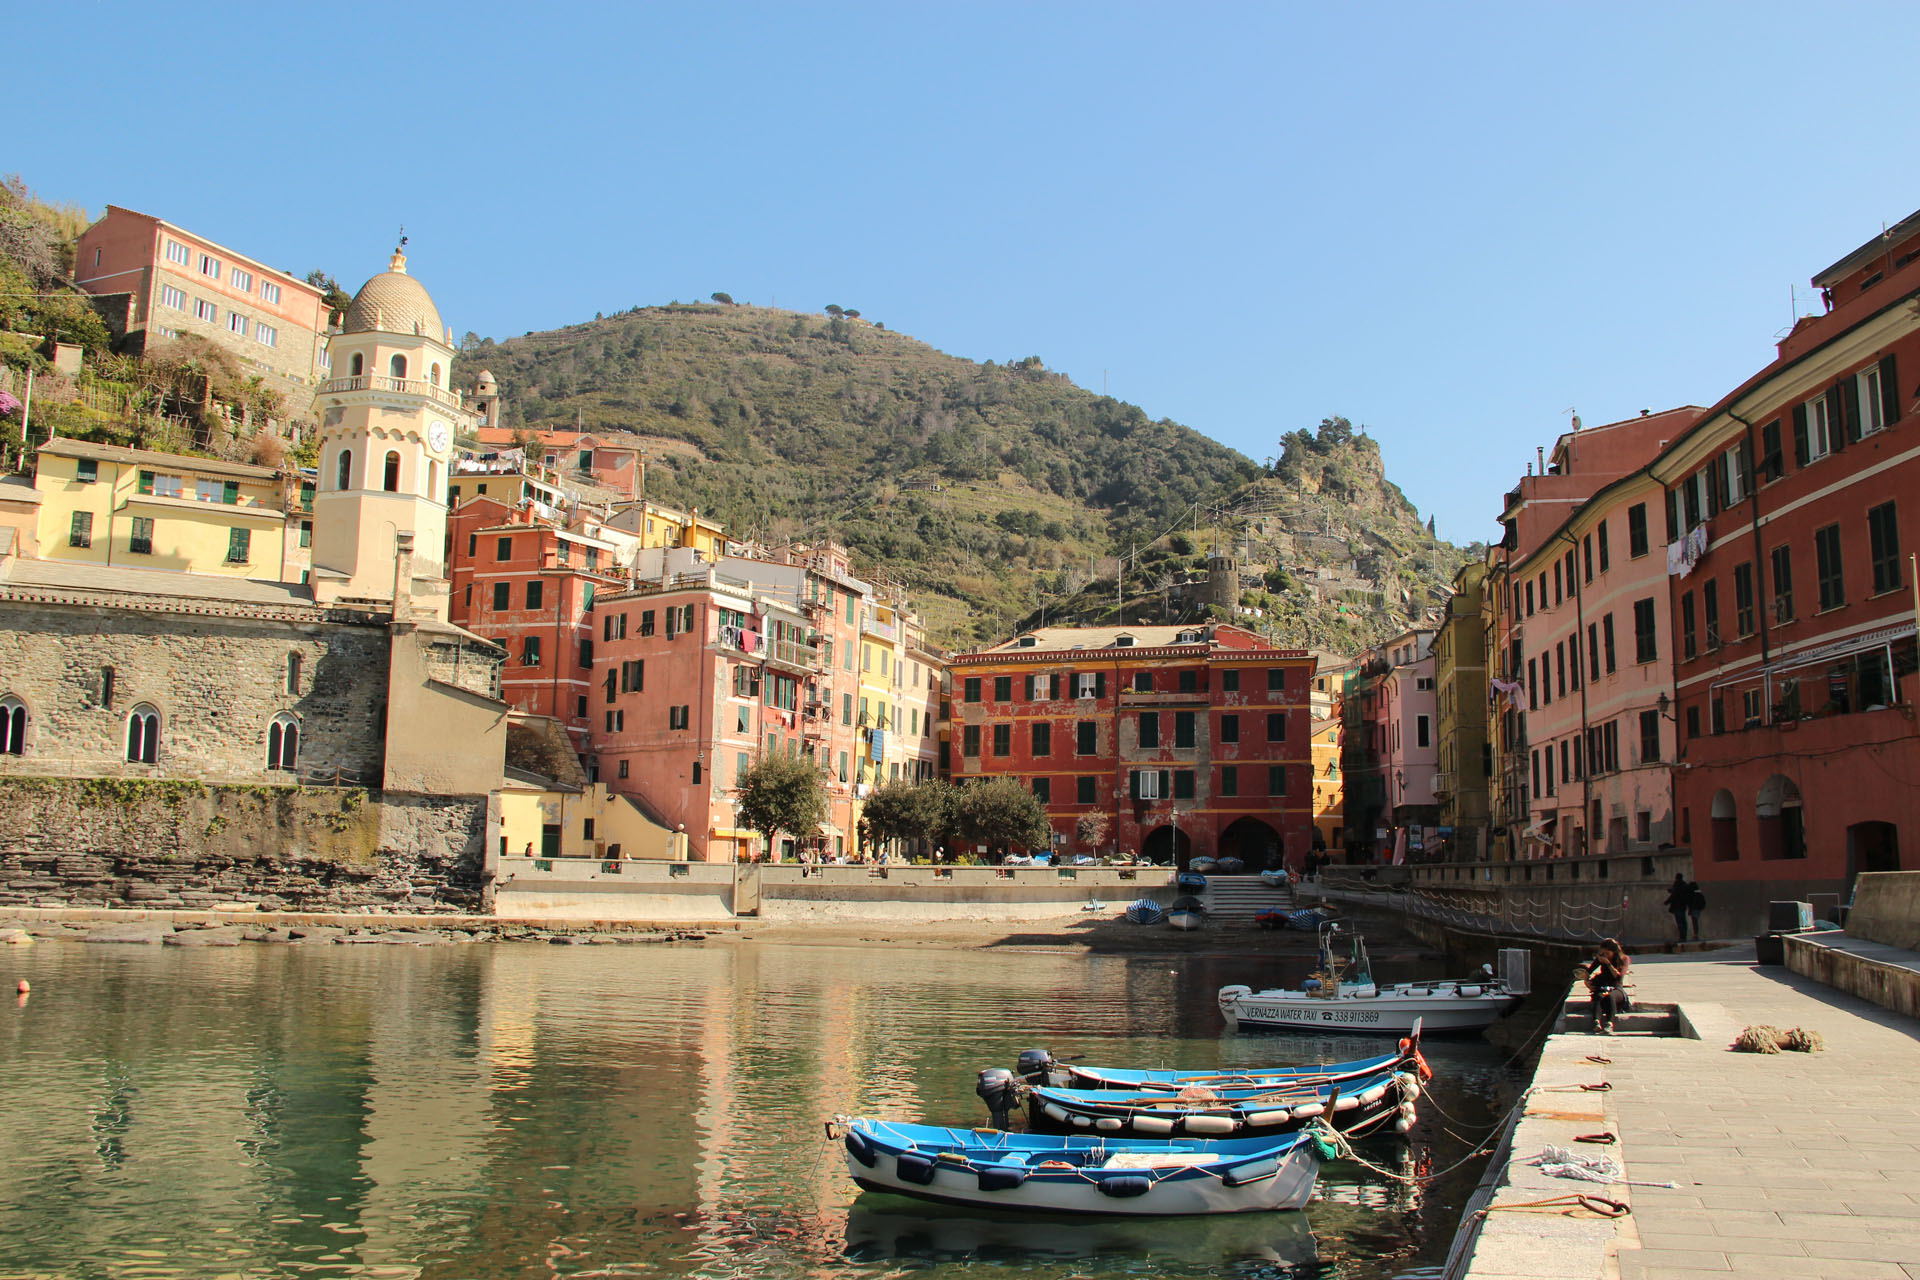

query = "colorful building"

[
  {"left": 1648, "top": 211, "right": 1920, "bottom": 925},
  {"left": 1339, "top": 629, "right": 1435, "bottom": 860},
  {"left": 1307, "top": 650, "right": 1349, "bottom": 853},
  {"left": 947, "top": 625, "right": 1315, "bottom": 869},
  {"left": 1433, "top": 564, "right": 1490, "bottom": 860}
]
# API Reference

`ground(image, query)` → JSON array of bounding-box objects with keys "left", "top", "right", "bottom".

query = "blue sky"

[{"left": 14, "top": 3, "right": 1920, "bottom": 545}]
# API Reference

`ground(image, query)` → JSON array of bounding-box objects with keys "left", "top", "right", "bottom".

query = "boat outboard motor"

[
  {"left": 1015, "top": 1048, "right": 1056, "bottom": 1083},
  {"left": 976, "top": 1067, "right": 1020, "bottom": 1128}
]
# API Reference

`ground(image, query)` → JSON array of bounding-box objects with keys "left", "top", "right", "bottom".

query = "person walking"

[
  {"left": 1584, "top": 939, "right": 1631, "bottom": 1034},
  {"left": 1686, "top": 880, "right": 1707, "bottom": 942},
  {"left": 1664, "top": 873, "right": 1690, "bottom": 944}
]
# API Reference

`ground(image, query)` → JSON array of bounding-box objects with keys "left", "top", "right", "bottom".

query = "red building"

[
  {"left": 947, "top": 625, "right": 1316, "bottom": 868},
  {"left": 447, "top": 496, "right": 624, "bottom": 752},
  {"left": 1649, "top": 210, "right": 1920, "bottom": 928}
]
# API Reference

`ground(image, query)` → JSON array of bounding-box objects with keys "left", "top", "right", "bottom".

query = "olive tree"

[{"left": 734, "top": 750, "right": 828, "bottom": 862}]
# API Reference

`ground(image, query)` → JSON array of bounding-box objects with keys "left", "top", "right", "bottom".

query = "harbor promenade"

[{"left": 1460, "top": 941, "right": 1920, "bottom": 1280}]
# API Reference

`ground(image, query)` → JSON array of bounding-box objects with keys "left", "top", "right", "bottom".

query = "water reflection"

[{"left": 0, "top": 940, "right": 1522, "bottom": 1279}]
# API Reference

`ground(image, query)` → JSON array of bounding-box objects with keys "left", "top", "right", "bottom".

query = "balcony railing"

[{"left": 318, "top": 375, "right": 463, "bottom": 411}]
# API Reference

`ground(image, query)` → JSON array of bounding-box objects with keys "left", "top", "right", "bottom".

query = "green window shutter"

[
  {"left": 1791, "top": 403, "right": 1809, "bottom": 467},
  {"left": 138, "top": 470, "right": 154, "bottom": 495},
  {"left": 1158, "top": 769, "right": 1170, "bottom": 799},
  {"left": 1129, "top": 770, "right": 1140, "bottom": 800},
  {"left": 1093, "top": 672, "right": 1106, "bottom": 698},
  {"left": 1831, "top": 384, "right": 1852, "bottom": 449},
  {"left": 222, "top": 480, "right": 239, "bottom": 505},
  {"left": 1880, "top": 353, "right": 1901, "bottom": 426},
  {"left": 227, "top": 527, "right": 249, "bottom": 563}
]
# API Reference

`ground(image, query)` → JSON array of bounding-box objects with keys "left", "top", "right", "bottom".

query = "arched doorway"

[
  {"left": 1219, "top": 816, "right": 1283, "bottom": 872},
  {"left": 1709, "top": 789, "right": 1738, "bottom": 862},
  {"left": 1140, "top": 824, "right": 1192, "bottom": 868},
  {"left": 1846, "top": 821, "right": 1900, "bottom": 895},
  {"left": 1755, "top": 775, "right": 1805, "bottom": 861}
]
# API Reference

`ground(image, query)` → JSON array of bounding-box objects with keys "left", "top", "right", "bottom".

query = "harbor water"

[{"left": 0, "top": 938, "right": 1526, "bottom": 1278}]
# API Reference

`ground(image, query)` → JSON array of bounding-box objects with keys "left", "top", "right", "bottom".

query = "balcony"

[
  {"left": 1431, "top": 771, "right": 1455, "bottom": 799},
  {"left": 318, "top": 374, "right": 463, "bottom": 411},
  {"left": 765, "top": 637, "right": 820, "bottom": 674}
]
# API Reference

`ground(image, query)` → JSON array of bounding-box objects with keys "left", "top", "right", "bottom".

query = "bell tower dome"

[{"left": 309, "top": 247, "right": 463, "bottom": 618}]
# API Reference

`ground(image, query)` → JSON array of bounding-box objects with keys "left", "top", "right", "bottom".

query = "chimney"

[{"left": 392, "top": 530, "right": 416, "bottom": 618}]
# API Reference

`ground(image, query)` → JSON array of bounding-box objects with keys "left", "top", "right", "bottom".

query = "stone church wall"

[
  {"left": 0, "top": 600, "right": 389, "bottom": 785},
  {"left": 0, "top": 778, "right": 492, "bottom": 913}
]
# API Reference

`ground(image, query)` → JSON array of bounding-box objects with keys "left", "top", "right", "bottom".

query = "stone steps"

[{"left": 1197, "top": 875, "right": 1297, "bottom": 925}]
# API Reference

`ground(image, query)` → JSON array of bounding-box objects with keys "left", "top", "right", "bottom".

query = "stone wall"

[
  {"left": 0, "top": 600, "right": 389, "bottom": 785},
  {"left": 0, "top": 778, "right": 490, "bottom": 913}
]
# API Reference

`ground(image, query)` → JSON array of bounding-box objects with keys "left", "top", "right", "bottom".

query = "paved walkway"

[{"left": 1463, "top": 941, "right": 1920, "bottom": 1280}]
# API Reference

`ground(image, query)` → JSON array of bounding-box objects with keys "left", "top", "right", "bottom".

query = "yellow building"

[
  {"left": 607, "top": 499, "right": 726, "bottom": 559},
  {"left": 33, "top": 438, "right": 292, "bottom": 580},
  {"left": 1308, "top": 650, "right": 1349, "bottom": 851},
  {"left": 497, "top": 774, "right": 681, "bottom": 861}
]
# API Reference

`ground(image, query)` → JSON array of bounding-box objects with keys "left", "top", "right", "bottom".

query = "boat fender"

[
  {"left": 1131, "top": 1114, "right": 1176, "bottom": 1135},
  {"left": 1245, "top": 1109, "right": 1291, "bottom": 1127},
  {"left": 1095, "top": 1117, "right": 1124, "bottom": 1131},
  {"left": 1333, "top": 1095, "right": 1360, "bottom": 1112},
  {"left": 1218, "top": 985, "right": 1251, "bottom": 1003},
  {"left": 1357, "top": 1084, "right": 1388, "bottom": 1106},
  {"left": 1221, "top": 1157, "right": 1280, "bottom": 1187},
  {"left": 1398, "top": 1103, "right": 1417, "bottom": 1121},
  {"left": 1459, "top": 984, "right": 1481, "bottom": 997},
  {"left": 896, "top": 1152, "right": 939, "bottom": 1185},
  {"left": 1394, "top": 1115, "right": 1414, "bottom": 1133},
  {"left": 1292, "top": 1103, "right": 1324, "bottom": 1119},
  {"left": 1406, "top": 987, "right": 1431, "bottom": 997},
  {"left": 1043, "top": 1103, "right": 1073, "bottom": 1124},
  {"left": 1393, "top": 1071, "right": 1421, "bottom": 1101},
  {"left": 976, "top": 1165, "right": 1028, "bottom": 1191},
  {"left": 1183, "top": 1114, "right": 1235, "bottom": 1135},
  {"left": 845, "top": 1130, "right": 877, "bottom": 1168},
  {"left": 1070, "top": 1114, "right": 1093, "bottom": 1128},
  {"left": 1097, "top": 1175, "right": 1154, "bottom": 1198}
]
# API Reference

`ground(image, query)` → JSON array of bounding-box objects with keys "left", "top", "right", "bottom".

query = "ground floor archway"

[
  {"left": 1141, "top": 824, "right": 1193, "bottom": 867},
  {"left": 1218, "top": 816, "right": 1283, "bottom": 872}
]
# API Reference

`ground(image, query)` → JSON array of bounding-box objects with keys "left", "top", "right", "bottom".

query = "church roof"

[{"left": 341, "top": 250, "right": 444, "bottom": 339}]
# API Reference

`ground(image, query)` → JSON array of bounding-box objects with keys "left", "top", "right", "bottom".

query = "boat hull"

[
  {"left": 1219, "top": 990, "right": 1517, "bottom": 1035},
  {"left": 1024, "top": 1071, "right": 1415, "bottom": 1140},
  {"left": 1047, "top": 1050, "right": 1407, "bottom": 1091}
]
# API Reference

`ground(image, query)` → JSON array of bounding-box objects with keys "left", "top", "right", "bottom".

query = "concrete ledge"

[{"left": 1783, "top": 931, "right": 1920, "bottom": 1019}]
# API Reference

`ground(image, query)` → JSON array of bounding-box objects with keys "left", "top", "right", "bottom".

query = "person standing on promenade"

[
  {"left": 1664, "top": 873, "right": 1691, "bottom": 943},
  {"left": 1686, "top": 880, "right": 1707, "bottom": 941}
]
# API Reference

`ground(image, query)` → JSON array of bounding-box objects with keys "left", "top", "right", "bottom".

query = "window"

[
  {"left": 1530, "top": 749, "right": 1541, "bottom": 797},
  {"left": 1416, "top": 714, "right": 1430, "bottom": 749},
  {"left": 165, "top": 239, "right": 190, "bottom": 265},
  {"left": 200, "top": 253, "right": 221, "bottom": 279},
  {"left": 1733, "top": 563, "right": 1755, "bottom": 637},
  {"left": 1771, "top": 545, "right": 1795, "bottom": 623},
  {"left": 1078, "top": 775, "right": 1096, "bottom": 804},
  {"left": 194, "top": 298, "right": 217, "bottom": 323},
  {"left": 1076, "top": 721, "right": 1096, "bottom": 755},
  {"left": 382, "top": 451, "right": 401, "bottom": 493},
  {"left": 1815, "top": 524, "right": 1845, "bottom": 611},
  {"left": 255, "top": 323, "right": 276, "bottom": 348},
  {"left": 0, "top": 695, "right": 25, "bottom": 755},
  {"left": 336, "top": 449, "right": 353, "bottom": 490},
  {"left": 1174, "top": 710, "right": 1195, "bottom": 748},
  {"left": 669, "top": 705, "right": 690, "bottom": 730},
  {"left": 1553, "top": 559, "right": 1562, "bottom": 605},
  {"left": 67, "top": 511, "right": 92, "bottom": 549},
  {"left": 1220, "top": 713, "right": 1239, "bottom": 743},
  {"left": 128, "top": 516, "right": 153, "bottom": 555},
  {"left": 964, "top": 677, "right": 981, "bottom": 703},
  {"left": 1587, "top": 622, "right": 1600, "bottom": 682},
  {"left": 1076, "top": 672, "right": 1102, "bottom": 699},
  {"left": 266, "top": 713, "right": 299, "bottom": 772},
  {"left": 1221, "top": 765, "right": 1238, "bottom": 797},
  {"left": 1172, "top": 770, "right": 1195, "bottom": 800},
  {"left": 1681, "top": 592, "right": 1697, "bottom": 661},
  {"left": 526, "top": 580, "right": 544, "bottom": 610},
  {"left": 492, "top": 582, "right": 510, "bottom": 611},
  {"left": 637, "top": 610, "right": 653, "bottom": 637},
  {"left": 1268, "top": 765, "right": 1287, "bottom": 796},
  {"left": 1639, "top": 709, "right": 1660, "bottom": 764},
  {"left": 1525, "top": 580, "right": 1535, "bottom": 615},
  {"left": 963, "top": 724, "right": 980, "bottom": 757},
  {"left": 521, "top": 637, "right": 542, "bottom": 666},
  {"left": 617, "top": 758, "right": 629, "bottom": 777},
  {"left": 390, "top": 354, "right": 408, "bottom": 380},
  {"left": 286, "top": 653, "right": 301, "bottom": 695},
  {"left": 1555, "top": 641, "right": 1566, "bottom": 697},
  {"left": 1703, "top": 579, "right": 1720, "bottom": 648},
  {"left": 1760, "top": 419, "right": 1784, "bottom": 482},
  {"left": 261, "top": 281, "right": 280, "bottom": 304},
  {"left": 1133, "top": 670, "right": 1154, "bottom": 693},
  {"left": 992, "top": 724, "right": 1010, "bottom": 756},
  {"left": 994, "top": 675, "right": 1012, "bottom": 702},
  {"left": 842, "top": 692, "right": 852, "bottom": 725},
  {"left": 1597, "top": 519, "right": 1610, "bottom": 572},
  {"left": 228, "top": 312, "right": 249, "bottom": 337},
  {"left": 1527, "top": 657, "right": 1538, "bottom": 709},
  {"left": 1633, "top": 598, "right": 1657, "bottom": 663},
  {"left": 1178, "top": 669, "right": 1198, "bottom": 693},
  {"left": 1686, "top": 705, "right": 1700, "bottom": 739},
  {"left": 349, "top": 352, "right": 363, "bottom": 377},
  {"left": 605, "top": 668, "right": 618, "bottom": 704},
  {"left": 126, "top": 704, "right": 159, "bottom": 764},
  {"left": 1796, "top": 394, "right": 1834, "bottom": 464},
  {"left": 1582, "top": 534, "right": 1593, "bottom": 583},
  {"left": 1266, "top": 711, "right": 1286, "bottom": 741},
  {"left": 1139, "top": 711, "right": 1160, "bottom": 748},
  {"left": 430, "top": 363, "right": 441, "bottom": 387},
  {"left": 1023, "top": 674, "right": 1036, "bottom": 701},
  {"left": 1266, "top": 668, "right": 1286, "bottom": 692},
  {"left": 1132, "top": 769, "right": 1162, "bottom": 800},
  {"left": 159, "top": 283, "right": 186, "bottom": 310},
  {"left": 1031, "top": 722, "right": 1051, "bottom": 756},
  {"left": 1047, "top": 672, "right": 1061, "bottom": 699},
  {"left": 1030, "top": 777, "right": 1050, "bottom": 804},
  {"left": 1868, "top": 502, "right": 1901, "bottom": 595}
]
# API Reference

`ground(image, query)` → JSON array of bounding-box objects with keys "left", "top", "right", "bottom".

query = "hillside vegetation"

[{"left": 458, "top": 303, "right": 1474, "bottom": 649}]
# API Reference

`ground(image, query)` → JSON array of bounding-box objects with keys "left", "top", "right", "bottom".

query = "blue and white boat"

[
  {"left": 1015, "top": 1044, "right": 1417, "bottom": 1093},
  {"left": 1022, "top": 1068, "right": 1417, "bottom": 1139},
  {"left": 1124, "top": 899, "right": 1165, "bottom": 925},
  {"left": 833, "top": 1117, "right": 1326, "bottom": 1216}
]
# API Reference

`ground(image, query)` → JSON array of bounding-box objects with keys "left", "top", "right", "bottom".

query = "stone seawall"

[{"left": 0, "top": 778, "right": 491, "bottom": 913}]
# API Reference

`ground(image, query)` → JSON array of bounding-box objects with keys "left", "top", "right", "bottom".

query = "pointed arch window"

[
  {"left": 383, "top": 451, "right": 402, "bottom": 492},
  {"left": 0, "top": 695, "right": 25, "bottom": 755},
  {"left": 389, "top": 354, "right": 408, "bottom": 380},
  {"left": 126, "top": 704, "right": 160, "bottom": 764},
  {"left": 336, "top": 448, "right": 353, "bottom": 491},
  {"left": 348, "top": 352, "right": 363, "bottom": 377},
  {"left": 267, "top": 713, "right": 300, "bottom": 772}
]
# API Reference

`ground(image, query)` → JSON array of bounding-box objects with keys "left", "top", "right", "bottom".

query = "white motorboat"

[{"left": 1218, "top": 925, "right": 1529, "bottom": 1035}]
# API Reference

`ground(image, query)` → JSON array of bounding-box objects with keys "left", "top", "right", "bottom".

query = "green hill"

[{"left": 457, "top": 304, "right": 1472, "bottom": 649}]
